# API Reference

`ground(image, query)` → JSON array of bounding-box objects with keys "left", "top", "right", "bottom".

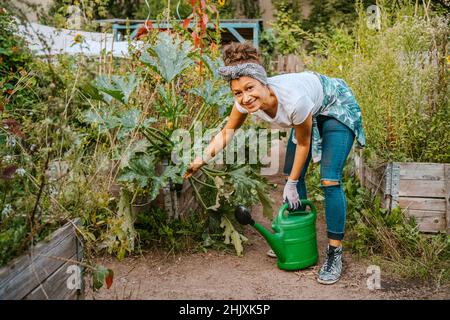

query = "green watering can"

[{"left": 235, "top": 200, "right": 318, "bottom": 271}]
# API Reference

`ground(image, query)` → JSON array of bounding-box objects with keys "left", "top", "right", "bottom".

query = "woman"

[{"left": 184, "top": 42, "right": 365, "bottom": 285}]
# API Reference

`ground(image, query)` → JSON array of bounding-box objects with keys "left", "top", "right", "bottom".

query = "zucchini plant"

[{"left": 81, "top": 32, "right": 274, "bottom": 257}]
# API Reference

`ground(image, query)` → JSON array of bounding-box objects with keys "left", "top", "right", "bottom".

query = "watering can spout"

[
  {"left": 235, "top": 202, "right": 318, "bottom": 271},
  {"left": 234, "top": 205, "right": 286, "bottom": 262},
  {"left": 253, "top": 223, "right": 286, "bottom": 262}
]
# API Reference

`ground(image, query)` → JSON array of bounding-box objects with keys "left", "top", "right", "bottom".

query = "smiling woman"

[
  {"left": 184, "top": 41, "right": 366, "bottom": 285},
  {"left": 220, "top": 43, "right": 277, "bottom": 116}
]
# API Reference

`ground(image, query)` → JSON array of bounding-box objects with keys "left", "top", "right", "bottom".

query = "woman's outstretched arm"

[{"left": 184, "top": 106, "right": 247, "bottom": 179}]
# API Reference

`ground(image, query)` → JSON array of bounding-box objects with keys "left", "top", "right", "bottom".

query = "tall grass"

[{"left": 308, "top": 1, "right": 449, "bottom": 163}]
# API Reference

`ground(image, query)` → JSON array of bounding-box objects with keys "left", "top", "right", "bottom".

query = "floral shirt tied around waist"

[{"left": 306, "top": 73, "right": 366, "bottom": 163}]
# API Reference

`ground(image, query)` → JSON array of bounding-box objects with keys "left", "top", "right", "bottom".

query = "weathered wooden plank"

[
  {"left": 398, "top": 180, "right": 446, "bottom": 198},
  {"left": 365, "top": 177, "right": 385, "bottom": 195},
  {"left": 417, "top": 220, "right": 446, "bottom": 233},
  {"left": 0, "top": 220, "right": 80, "bottom": 300},
  {"left": 398, "top": 197, "right": 446, "bottom": 211},
  {"left": 404, "top": 210, "right": 446, "bottom": 233},
  {"left": 75, "top": 229, "right": 85, "bottom": 300},
  {"left": 353, "top": 151, "right": 364, "bottom": 185},
  {"left": 415, "top": 218, "right": 446, "bottom": 233},
  {"left": 179, "top": 191, "right": 198, "bottom": 217},
  {"left": 0, "top": 234, "right": 77, "bottom": 300},
  {"left": 24, "top": 254, "right": 80, "bottom": 300},
  {"left": 364, "top": 179, "right": 381, "bottom": 195},
  {"left": 405, "top": 209, "right": 445, "bottom": 219},
  {"left": 363, "top": 165, "right": 387, "bottom": 192},
  {"left": 0, "top": 220, "right": 76, "bottom": 283},
  {"left": 362, "top": 164, "right": 383, "bottom": 184},
  {"left": 445, "top": 164, "right": 450, "bottom": 233},
  {"left": 364, "top": 174, "right": 386, "bottom": 196},
  {"left": 398, "top": 162, "right": 444, "bottom": 180}
]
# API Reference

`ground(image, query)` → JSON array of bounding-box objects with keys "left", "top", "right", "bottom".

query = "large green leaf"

[
  {"left": 140, "top": 33, "right": 194, "bottom": 82},
  {"left": 84, "top": 107, "right": 156, "bottom": 140},
  {"left": 94, "top": 74, "right": 139, "bottom": 105},
  {"left": 117, "top": 153, "right": 156, "bottom": 188},
  {"left": 79, "top": 82, "right": 104, "bottom": 101},
  {"left": 118, "top": 153, "right": 186, "bottom": 201},
  {"left": 117, "top": 109, "right": 142, "bottom": 139},
  {"left": 227, "top": 166, "right": 274, "bottom": 219},
  {"left": 155, "top": 84, "right": 186, "bottom": 119},
  {"left": 190, "top": 80, "right": 234, "bottom": 116},
  {"left": 119, "top": 139, "right": 150, "bottom": 169},
  {"left": 83, "top": 109, "right": 120, "bottom": 133},
  {"left": 161, "top": 163, "right": 186, "bottom": 185},
  {"left": 201, "top": 55, "right": 225, "bottom": 80},
  {"left": 220, "top": 215, "right": 248, "bottom": 256}
]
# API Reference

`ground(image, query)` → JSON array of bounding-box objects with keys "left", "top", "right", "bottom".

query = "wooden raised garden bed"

[
  {"left": 154, "top": 177, "right": 199, "bottom": 219},
  {"left": 0, "top": 219, "right": 84, "bottom": 300},
  {"left": 353, "top": 150, "right": 450, "bottom": 233},
  {"left": 127, "top": 158, "right": 200, "bottom": 219},
  {"left": 108, "top": 158, "right": 200, "bottom": 219}
]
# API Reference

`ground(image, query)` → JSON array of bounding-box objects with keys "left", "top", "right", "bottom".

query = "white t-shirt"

[{"left": 234, "top": 72, "right": 324, "bottom": 128}]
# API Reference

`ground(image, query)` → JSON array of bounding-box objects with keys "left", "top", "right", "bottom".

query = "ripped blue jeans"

[{"left": 283, "top": 115, "right": 355, "bottom": 240}]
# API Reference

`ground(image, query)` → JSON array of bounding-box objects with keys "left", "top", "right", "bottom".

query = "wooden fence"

[{"left": 271, "top": 54, "right": 304, "bottom": 73}]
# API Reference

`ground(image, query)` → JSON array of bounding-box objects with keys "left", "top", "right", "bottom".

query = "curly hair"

[{"left": 222, "top": 42, "right": 261, "bottom": 66}]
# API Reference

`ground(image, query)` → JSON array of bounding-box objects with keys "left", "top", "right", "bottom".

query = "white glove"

[{"left": 283, "top": 179, "right": 301, "bottom": 211}]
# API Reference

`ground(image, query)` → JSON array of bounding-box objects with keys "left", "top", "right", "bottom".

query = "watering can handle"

[{"left": 277, "top": 200, "right": 316, "bottom": 218}]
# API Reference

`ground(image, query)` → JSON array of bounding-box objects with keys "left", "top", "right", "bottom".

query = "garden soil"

[{"left": 86, "top": 129, "right": 449, "bottom": 300}]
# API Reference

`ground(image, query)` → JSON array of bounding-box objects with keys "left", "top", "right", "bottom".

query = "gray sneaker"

[
  {"left": 266, "top": 249, "right": 277, "bottom": 258},
  {"left": 317, "top": 245, "right": 343, "bottom": 285}
]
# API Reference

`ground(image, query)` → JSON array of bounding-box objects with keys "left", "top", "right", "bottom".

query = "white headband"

[{"left": 218, "top": 62, "right": 268, "bottom": 85}]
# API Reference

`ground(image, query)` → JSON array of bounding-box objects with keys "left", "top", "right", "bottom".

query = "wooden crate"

[
  {"left": 108, "top": 158, "right": 200, "bottom": 219},
  {"left": 150, "top": 177, "right": 199, "bottom": 219},
  {"left": 153, "top": 158, "right": 199, "bottom": 218},
  {"left": 0, "top": 219, "right": 84, "bottom": 300},
  {"left": 353, "top": 151, "right": 450, "bottom": 233}
]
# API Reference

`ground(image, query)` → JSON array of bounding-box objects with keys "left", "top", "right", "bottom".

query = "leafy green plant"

[
  {"left": 0, "top": 11, "right": 123, "bottom": 293},
  {"left": 302, "top": 0, "right": 373, "bottom": 35},
  {"left": 93, "top": 74, "right": 140, "bottom": 105},
  {"left": 1, "top": 1, "right": 274, "bottom": 269},
  {"left": 43, "top": 0, "right": 109, "bottom": 31},
  {"left": 190, "top": 79, "right": 234, "bottom": 117},
  {"left": 140, "top": 33, "right": 195, "bottom": 83},
  {"left": 344, "top": 176, "right": 450, "bottom": 284},
  {"left": 135, "top": 206, "right": 205, "bottom": 252},
  {"left": 79, "top": 29, "right": 273, "bottom": 258},
  {"left": 259, "top": 28, "right": 277, "bottom": 70},
  {"left": 271, "top": 0, "right": 310, "bottom": 55},
  {"left": 0, "top": 8, "right": 33, "bottom": 112},
  {"left": 308, "top": 2, "right": 449, "bottom": 163}
]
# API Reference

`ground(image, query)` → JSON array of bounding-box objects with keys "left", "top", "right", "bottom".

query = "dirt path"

[{"left": 86, "top": 133, "right": 449, "bottom": 300}]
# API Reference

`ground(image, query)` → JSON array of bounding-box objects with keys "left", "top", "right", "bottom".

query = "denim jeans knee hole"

[{"left": 320, "top": 179, "right": 340, "bottom": 188}]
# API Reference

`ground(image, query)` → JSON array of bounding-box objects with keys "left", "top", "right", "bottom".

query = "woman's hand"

[
  {"left": 283, "top": 179, "right": 301, "bottom": 210},
  {"left": 184, "top": 157, "right": 206, "bottom": 179}
]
